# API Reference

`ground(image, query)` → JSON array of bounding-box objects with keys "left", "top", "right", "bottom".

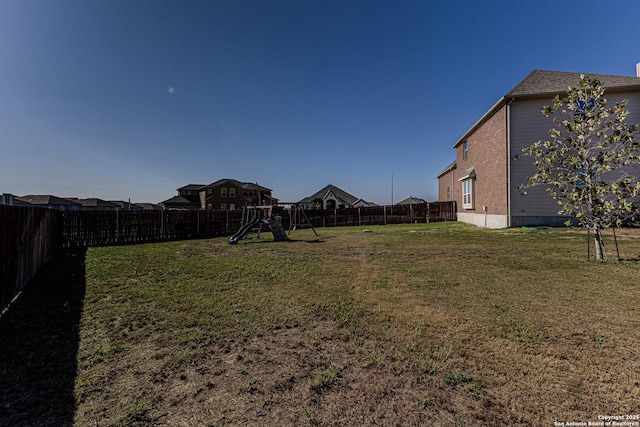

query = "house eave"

[
  {"left": 453, "top": 96, "right": 507, "bottom": 148},
  {"left": 437, "top": 161, "right": 457, "bottom": 179}
]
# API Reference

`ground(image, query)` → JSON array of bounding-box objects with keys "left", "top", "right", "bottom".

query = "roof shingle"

[{"left": 506, "top": 70, "right": 640, "bottom": 98}]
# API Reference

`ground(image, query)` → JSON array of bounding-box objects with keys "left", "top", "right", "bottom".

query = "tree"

[{"left": 520, "top": 75, "right": 640, "bottom": 261}]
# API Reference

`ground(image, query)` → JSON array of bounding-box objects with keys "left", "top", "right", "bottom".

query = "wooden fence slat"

[
  {"left": 59, "top": 202, "right": 455, "bottom": 248},
  {"left": 1, "top": 206, "right": 62, "bottom": 311}
]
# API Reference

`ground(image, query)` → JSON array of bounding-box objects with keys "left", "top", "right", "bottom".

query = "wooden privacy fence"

[
  {"left": 285, "top": 201, "right": 456, "bottom": 229},
  {"left": 62, "top": 209, "right": 245, "bottom": 248},
  {"left": 1, "top": 205, "right": 63, "bottom": 311},
  {"left": 61, "top": 202, "right": 456, "bottom": 247}
]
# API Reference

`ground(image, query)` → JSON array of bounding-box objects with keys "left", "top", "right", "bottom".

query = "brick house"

[
  {"left": 437, "top": 69, "right": 640, "bottom": 228},
  {"left": 161, "top": 179, "right": 272, "bottom": 210}
]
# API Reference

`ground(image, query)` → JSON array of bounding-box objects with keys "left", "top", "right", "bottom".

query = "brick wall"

[
  {"left": 437, "top": 166, "right": 457, "bottom": 202},
  {"left": 455, "top": 105, "right": 508, "bottom": 216}
]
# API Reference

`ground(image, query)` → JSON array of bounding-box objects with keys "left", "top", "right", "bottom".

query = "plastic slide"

[{"left": 228, "top": 218, "right": 262, "bottom": 244}]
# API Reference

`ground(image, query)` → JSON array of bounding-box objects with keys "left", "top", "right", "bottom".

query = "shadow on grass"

[{"left": 0, "top": 248, "right": 86, "bottom": 427}]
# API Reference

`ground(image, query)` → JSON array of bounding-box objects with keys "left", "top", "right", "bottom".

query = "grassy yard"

[{"left": 2, "top": 222, "right": 640, "bottom": 426}]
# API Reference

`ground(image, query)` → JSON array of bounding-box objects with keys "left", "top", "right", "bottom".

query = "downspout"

[{"left": 506, "top": 98, "right": 514, "bottom": 228}]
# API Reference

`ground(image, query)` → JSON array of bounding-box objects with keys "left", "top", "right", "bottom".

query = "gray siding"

[
  {"left": 509, "top": 90, "right": 640, "bottom": 224},
  {"left": 509, "top": 98, "right": 560, "bottom": 218}
]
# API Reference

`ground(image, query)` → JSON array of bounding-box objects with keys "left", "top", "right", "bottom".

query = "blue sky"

[{"left": 2, "top": 0, "right": 639, "bottom": 204}]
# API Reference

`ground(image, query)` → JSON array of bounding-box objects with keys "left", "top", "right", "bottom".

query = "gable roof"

[
  {"left": 16, "top": 195, "right": 81, "bottom": 206},
  {"left": 135, "top": 203, "right": 163, "bottom": 210},
  {"left": 437, "top": 160, "right": 457, "bottom": 178},
  {"left": 76, "top": 198, "right": 121, "bottom": 208},
  {"left": 298, "top": 184, "right": 359, "bottom": 205},
  {"left": 453, "top": 69, "right": 640, "bottom": 148},
  {"left": 161, "top": 195, "right": 198, "bottom": 205},
  {"left": 353, "top": 198, "right": 377, "bottom": 207},
  {"left": 178, "top": 184, "right": 206, "bottom": 191},
  {"left": 397, "top": 196, "right": 427, "bottom": 205},
  {"left": 507, "top": 70, "right": 640, "bottom": 98},
  {"left": 205, "top": 178, "right": 271, "bottom": 192}
]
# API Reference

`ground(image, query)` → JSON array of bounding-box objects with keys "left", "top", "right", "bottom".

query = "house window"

[
  {"left": 462, "top": 178, "right": 474, "bottom": 209},
  {"left": 230, "top": 203, "right": 235, "bottom": 210},
  {"left": 459, "top": 167, "right": 476, "bottom": 210},
  {"left": 207, "top": 189, "right": 212, "bottom": 195},
  {"left": 221, "top": 203, "right": 227, "bottom": 210},
  {"left": 221, "top": 188, "right": 227, "bottom": 197},
  {"left": 447, "top": 186, "right": 451, "bottom": 200},
  {"left": 229, "top": 188, "right": 236, "bottom": 198},
  {"left": 207, "top": 203, "right": 212, "bottom": 210},
  {"left": 463, "top": 141, "right": 468, "bottom": 160}
]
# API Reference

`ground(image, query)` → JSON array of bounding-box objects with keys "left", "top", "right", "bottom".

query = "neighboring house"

[
  {"left": 73, "top": 198, "right": 122, "bottom": 211},
  {"left": 437, "top": 69, "right": 640, "bottom": 228},
  {"left": 396, "top": 196, "right": 427, "bottom": 206},
  {"left": 160, "top": 179, "right": 273, "bottom": 210},
  {"left": 15, "top": 195, "right": 82, "bottom": 211},
  {"left": 1, "top": 193, "right": 21, "bottom": 206},
  {"left": 199, "top": 179, "right": 273, "bottom": 210},
  {"left": 298, "top": 184, "right": 373, "bottom": 209},
  {"left": 134, "top": 203, "right": 163, "bottom": 211},
  {"left": 111, "top": 200, "right": 144, "bottom": 211},
  {"left": 161, "top": 184, "right": 205, "bottom": 210},
  {"left": 353, "top": 198, "right": 378, "bottom": 208}
]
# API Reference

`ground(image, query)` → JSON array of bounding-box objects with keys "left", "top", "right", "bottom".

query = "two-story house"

[
  {"left": 437, "top": 69, "right": 640, "bottom": 228},
  {"left": 161, "top": 179, "right": 273, "bottom": 210}
]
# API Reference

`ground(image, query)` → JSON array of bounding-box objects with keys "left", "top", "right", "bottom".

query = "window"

[
  {"left": 221, "top": 188, "right": 227, "bottom": 197},
  {"left": 207, "top": 189, "right": 212, "bottom": 195},
  {"left": 221, "top": 203, "right": 227, "bottom": 210},
  {"left": 207, "top": 203, "right": 212, "bottom": 210},
  {"left": 230, "top": 203, "right": 235, "bottom": 210},
  {"left": 229, "top": 188, "right": 236, "bottom": 198},
  {"left": 462, "top": 178, "right": 474, "bottom": 209},
  {"left": 459, "top": 167, "right": 476, "bottom": 210},
  {"left": 463, "top": 141, "right": 468, "bottom": 160},
  {"left": 447, "top": 186, "right": 451, "bottom": 200}
]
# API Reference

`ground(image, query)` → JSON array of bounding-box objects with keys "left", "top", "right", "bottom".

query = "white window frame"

[
  {"left": 462, "top": 178, "right": 473, "bottom": 209},
  {"left": 229, "top": 188, "right": 236, "bottom": 198},
  {"left": 459, "top": 167, "right": 476, "bottom": 210},
  {"left": 221, "top": 188, "right": 227, "bottom": 197},
  {"left": 220, "top": 203, "right": 227, "bottom": 210}
]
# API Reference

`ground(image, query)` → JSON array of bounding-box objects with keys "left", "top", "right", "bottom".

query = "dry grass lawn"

[{"left": 2, "top": 222, "right": 639, "bottom": 426}]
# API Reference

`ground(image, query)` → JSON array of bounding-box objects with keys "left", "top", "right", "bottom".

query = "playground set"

[{"left": 228, "top": 204, "right": 318, "bottom": 244}]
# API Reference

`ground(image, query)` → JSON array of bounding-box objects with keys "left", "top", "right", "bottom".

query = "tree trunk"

[{"left": 593, "top": 226, "right": 606, "bottom": 261}]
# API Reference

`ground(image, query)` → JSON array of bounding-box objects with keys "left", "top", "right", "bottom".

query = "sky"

[{"left": 2, "top": 0, "right": 640, "bottom": 205}]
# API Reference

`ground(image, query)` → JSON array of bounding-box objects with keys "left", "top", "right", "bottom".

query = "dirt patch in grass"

[{"left": 2, "top": 223, "right": 640, "bottom": 426}]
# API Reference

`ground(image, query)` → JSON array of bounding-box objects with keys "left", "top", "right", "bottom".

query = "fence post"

[
  {"left": 383, "top": 206, "right": 387, "bottom": 225},
  {"left": 197, "top": 209, "right": 200, "bottom": 236},
  {"left": 160, "top": 210, "right": 164, "bottom": 239},
  {"left": 358, "top": 207, "right": 361, "bottom": 226},
  {"left": 426, "top": 202, "right": 430, "bottom": 223}
]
